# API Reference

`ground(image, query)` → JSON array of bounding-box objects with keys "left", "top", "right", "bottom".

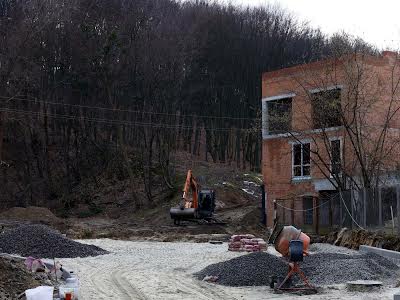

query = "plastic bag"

[{"left": 25, "top": 286, "right": 54, "bottom": 300}]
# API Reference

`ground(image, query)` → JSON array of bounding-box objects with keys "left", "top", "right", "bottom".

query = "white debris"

[{"left": 241, "top": 188, "right": 254, "bottom": 195}]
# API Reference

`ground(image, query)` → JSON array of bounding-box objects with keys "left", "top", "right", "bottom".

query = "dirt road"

[{"left": 62, "top": 240, "right": 400, "bottom": 300}]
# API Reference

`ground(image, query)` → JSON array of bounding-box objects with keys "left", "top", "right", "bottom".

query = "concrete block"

[
  {"left": 394, "top": 292, "right": 400, "bottom": 300},
  {"left": 359, "top": 245, "right": 400, "bottom": 260}
]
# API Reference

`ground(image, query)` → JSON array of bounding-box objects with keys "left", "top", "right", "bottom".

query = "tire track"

[
  {"left": 110, "top": 268, "right": 149, "bottom": 300},
  {"left": 61, "top": 240, "right": 273, "bottom": 300}
]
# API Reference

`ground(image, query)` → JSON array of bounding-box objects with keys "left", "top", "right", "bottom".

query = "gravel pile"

[
  {"left": 195, "top": 250, "right": 400, "bottom": 287},
  {"left": 303, "top": 252, "right": 399, "bottom": 286},
  {"left": 309, "top": 242, "right": 358, "bottom": 255},
  {"left": 0, "top": 225, "right": 108, "bottom": 258},
  {"left": 195, "top": 252, "right": 288, "bottom": 286}
]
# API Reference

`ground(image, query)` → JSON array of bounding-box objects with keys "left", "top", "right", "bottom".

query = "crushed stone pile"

[
  {"left": 303, "top": 252, "right": 399, "bottom": 286},
  {"left": 0, "top": 256, "right": 46, "bottom": 300},
  {"left": 0, "top": 224, "right": 108, "bottom": 258},
  {"left": 195, "top": 252, "right": 288, "bottom": 286},
  {"left": 195, "top": 251, "right": 400, "bottom": 287}
]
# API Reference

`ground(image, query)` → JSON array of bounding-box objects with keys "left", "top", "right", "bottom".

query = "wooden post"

[
  {"left": 378, "top": 187, "right": 383, "bottom": 227},
  {"left": 397, "top": 186, "right": 400, "bottom": 235},
  {"left": 339, "top": 192, "right": 343, "bottom": 227},
  {"left": 350, "top": 190, "right": 354, "bottom": 229},
  {"left": 291, "top": 198, "right": 295, "bottom": 226},
  {"left": 329, "top": 194, "right": 333, "bottom": 228},
  {"left": 313, "top": 197, "right": 318, "bottom": 234},
  {"left": 363, "top": 188, "right": 367, "bottom": 228},
  {"left": 282, "top": 200, "right": 286, "bottom": 224}
]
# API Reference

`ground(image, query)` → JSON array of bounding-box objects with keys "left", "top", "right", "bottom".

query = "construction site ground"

[
  {"left": 3, "top": 161, "right": 400, "bottom": 299},
  {"left": 61, "top": 239, "right": 400, "bottom": 300},
  {"left": 0, "top": 161, "right": 266, "bottom": 243}
]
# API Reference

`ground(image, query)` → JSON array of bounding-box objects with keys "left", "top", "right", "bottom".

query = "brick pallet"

[{"left": 228, "top": 234, "right": 267, "bottom": 252}]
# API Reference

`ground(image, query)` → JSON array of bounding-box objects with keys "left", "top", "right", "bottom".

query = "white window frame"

[
  {"left": 291, "top": 141, "right": 311, "bottom": 180},
  {"left": 261, "top": 93, "right": 295, "bottom": 138},
  {"left": 329, "top": 137, "right": 343, "bottom": 177}
]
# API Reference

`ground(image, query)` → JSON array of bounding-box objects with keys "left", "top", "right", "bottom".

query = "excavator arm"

[{"left": 182, "top": 170, "right": 199, "bottom": 209}]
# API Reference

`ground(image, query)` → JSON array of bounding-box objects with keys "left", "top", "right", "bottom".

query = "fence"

[{"left": 274, "top": 186, "right": 400, "bottom": 234}]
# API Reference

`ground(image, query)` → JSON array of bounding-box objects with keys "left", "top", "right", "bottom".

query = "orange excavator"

[{"left": 169, "top": 170, "right": 216, "bottom": 225}]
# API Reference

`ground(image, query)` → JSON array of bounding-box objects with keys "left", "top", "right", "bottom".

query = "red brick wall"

[{"left": 262, "top": 52, "right": 400, "bottom": 229}]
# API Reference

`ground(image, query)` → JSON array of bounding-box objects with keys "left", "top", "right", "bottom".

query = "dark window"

[
  {"left": 312, "top": 88, "right": 342, "bottom": 129},
  {"left": 303, "top": 196, "right": 314, "bottom": 225},
  {"left": 293, "top": 143, "right": 311, "bottom": 178},
  {"left": 267, "top": 98, "right": 292, "bottom": 134},
  {"left": 331, "top": 139, "right": 341, "bottom": 175}
]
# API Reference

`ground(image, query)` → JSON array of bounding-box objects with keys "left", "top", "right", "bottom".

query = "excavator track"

[
  {"left": 198, "top": 217, "right": 227, "bottom": 225},
  {"left": 174, "top": 217, "right": 226, "bottom": 226}
]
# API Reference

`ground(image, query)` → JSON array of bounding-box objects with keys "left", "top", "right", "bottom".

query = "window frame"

[
  {"left": 291, "top": 141, "right": 311, "bottom": 180},
  {"left": 309, "top": 85, "right": 343, "bottom": 130},
  {"left": 267, "top": 97, "right": 293, "bottom": 135},
  {"left": 262, "top": 93, "right": 295, "bottom": 138},
  {"left": 329, "top": 137, "right": 343, "bottom": 177}
]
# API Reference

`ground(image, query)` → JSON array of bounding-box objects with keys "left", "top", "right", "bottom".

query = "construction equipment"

[
  {"left": 170, "top": 170, "right": 216, "bottom": 225},
  {"left": 270, "top": 225, "right": 317, "bottom": 293}
]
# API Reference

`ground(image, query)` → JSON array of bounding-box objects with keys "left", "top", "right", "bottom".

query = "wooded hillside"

[{"left": 0, "top": 0, "right": 353, "bottom": 209}]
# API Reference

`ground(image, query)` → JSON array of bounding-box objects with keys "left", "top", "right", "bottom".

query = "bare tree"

[{"left": 277, "top": 39, "right": 400, "bottom": 193}]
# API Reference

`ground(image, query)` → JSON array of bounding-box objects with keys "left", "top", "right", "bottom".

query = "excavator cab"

[{"left": 198, "top": 190, "right": 216, "bottom": 218}]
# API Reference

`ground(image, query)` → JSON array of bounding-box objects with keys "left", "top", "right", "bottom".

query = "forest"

[{"left": 0, "top": 0, "right": 363, "bottom": 209}]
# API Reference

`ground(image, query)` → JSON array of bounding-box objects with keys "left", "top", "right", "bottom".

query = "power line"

[
  {"left": 274, "top": 190, "right": 365, "bottom": 230},
  {"left": 0, "top": 108, "right": 257, "bottom": 132},
  {"left": 274, "top": 199, "right": 330, "bottom": 212},
  {"left": 338, "top": 190, "right": 364, "bottom": 230},
  {"left": 0, "top": 96, "right": 260, "bottom": 121}
]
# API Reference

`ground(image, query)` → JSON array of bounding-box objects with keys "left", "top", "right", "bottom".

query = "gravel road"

[{"left": 62, "top": 240, "right": 400, "bottom": 300}]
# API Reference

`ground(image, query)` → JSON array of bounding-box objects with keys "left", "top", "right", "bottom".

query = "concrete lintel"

[{"left": 359, "top": 245, "right": 400, "bottom": 260}]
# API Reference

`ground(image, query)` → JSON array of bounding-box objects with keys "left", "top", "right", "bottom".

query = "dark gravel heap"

[
  {"left": 303, "top": 252, "right": 399, "bottom": 286},
  {"left": 0, "top": 225, "right": 108, "bottom": 258},
  {"left": 195, "top": 252, "right": 288, "bottom": 286},
  {"left": 195, "top": 251, "right": 400, "bottom": 287}
]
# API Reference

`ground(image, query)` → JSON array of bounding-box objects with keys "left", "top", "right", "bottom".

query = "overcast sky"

[{"left": 222, "top": 0, "right": 400, "bottom": 50}]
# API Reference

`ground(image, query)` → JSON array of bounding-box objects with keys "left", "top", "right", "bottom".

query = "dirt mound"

[
  {"left": 0, "top": 256, "right": 46, "bottom": 300},
  {"left": 0, "top": 206, "right": 63, "bottom": 226},
  {"left": 0, "top": 224, "right": 108, "bottom": 258},
  {"left": 323, "top": 228, "right": 400, "bottom": 251}
]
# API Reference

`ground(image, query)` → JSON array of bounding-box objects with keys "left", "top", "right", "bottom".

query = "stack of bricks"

[{"left": 228, "top": 234, "right": 268, "bottom": 252}]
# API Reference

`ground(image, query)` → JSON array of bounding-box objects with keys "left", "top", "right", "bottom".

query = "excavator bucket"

[{"left": 169, "top": 207, "right": 196, "bottom": 224}]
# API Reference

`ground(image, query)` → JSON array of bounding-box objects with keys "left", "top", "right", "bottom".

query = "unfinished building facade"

[{"left": 261, "top": 51, "right": 400, "bottom": 233}]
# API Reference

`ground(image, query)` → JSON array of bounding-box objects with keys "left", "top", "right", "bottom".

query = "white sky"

[{"left": 223, "top": 0, "right": 400, "bottom": 50}]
